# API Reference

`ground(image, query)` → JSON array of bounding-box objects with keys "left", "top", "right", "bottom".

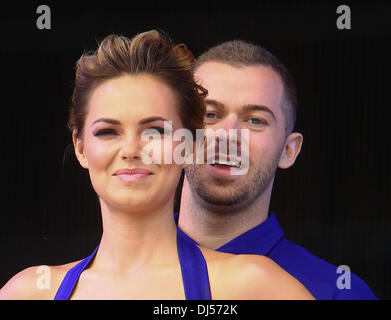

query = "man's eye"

[
  {"left": 94, "top": 128, "right": 117, "bottom": 136},
  {"left": 248, "top": 118, "right": 266, "bottom": 126},
  {"left": 205, "top": 112, "right": 218, "bottom": 121}
]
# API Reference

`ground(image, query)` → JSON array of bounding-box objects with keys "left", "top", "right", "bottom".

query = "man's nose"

[
  {"left": 221, "top": 113, "right": 240, "bottom": 131},
  {"left": 215, "top": 114, "right": 242, "bottom": 151}
]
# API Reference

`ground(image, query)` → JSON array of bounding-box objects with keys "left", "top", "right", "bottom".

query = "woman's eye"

[
  {"left": 142, "top": 127, "right": 166, "bottom": 136},
  {"left": 94, "top": 128, "right": 117, "bottom": 136}
]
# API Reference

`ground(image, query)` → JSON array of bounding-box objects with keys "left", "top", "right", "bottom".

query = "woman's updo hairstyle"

[{"left": 69, "top": 30, "right": 207, "bottom": 140}]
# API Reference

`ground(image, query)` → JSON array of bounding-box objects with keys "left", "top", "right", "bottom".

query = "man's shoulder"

[{"left": 269, "top": 237, "right": 377, "bottom": 299}]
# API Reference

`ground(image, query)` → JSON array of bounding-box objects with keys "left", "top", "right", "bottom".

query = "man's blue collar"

[{"left": 175, "top": 212, "right": 284, "bottom": 255}]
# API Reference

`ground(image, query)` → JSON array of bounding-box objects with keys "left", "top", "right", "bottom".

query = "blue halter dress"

[{"left": 54, "top": 227, "right": 211, "bottom": 300}]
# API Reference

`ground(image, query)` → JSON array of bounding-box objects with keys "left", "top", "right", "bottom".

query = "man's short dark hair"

[{"left": 194, "top": 40, "right": 297, "bottom": 135}]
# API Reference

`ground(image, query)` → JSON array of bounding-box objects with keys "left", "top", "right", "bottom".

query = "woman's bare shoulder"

[
  {"left": 199, "top": 247, "right": 314, "bottom": 300},
  {"left": 0, "top": 260, "right": 81, "bottom": 300}
]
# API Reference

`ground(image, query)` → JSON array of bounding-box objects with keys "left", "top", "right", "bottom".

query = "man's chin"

[{"left": 194, "top": 184, "right": 249, "bottom": 208}]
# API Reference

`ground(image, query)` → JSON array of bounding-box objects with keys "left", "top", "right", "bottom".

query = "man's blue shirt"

[{"left": 175, "top": 212, "right": 377, "bottom": 300}]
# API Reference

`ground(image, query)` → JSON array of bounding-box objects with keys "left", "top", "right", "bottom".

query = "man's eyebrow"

[
  {"left": 204, "top": 99, "right": 225, "bottom": 109},
  {"left": 205, "top": 99, "right": 277, "bottom": 122},
  {"left": 242, "top": 104, "right": 276, "bottom": 122}
]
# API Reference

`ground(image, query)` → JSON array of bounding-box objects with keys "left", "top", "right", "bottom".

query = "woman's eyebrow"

[
  {"left": 91, "top": 118, "right": 121, "bottom": 127},
  {"left": 139, "top": 116, "right": 169, "bottom": 124},
  {"left": 90, "top": 116, "right": 169, "bottom": 127}
]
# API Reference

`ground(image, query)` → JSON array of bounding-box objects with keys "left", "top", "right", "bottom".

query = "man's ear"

[
  {"left": 278, "top": 132, "right": 303, "bottom": 169},
  {"left": 72, "top": 130, "right": 89, "bottom": 169}
]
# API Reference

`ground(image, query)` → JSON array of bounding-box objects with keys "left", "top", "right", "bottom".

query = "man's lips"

[
  {"left": 113, "top": 168, "right": 153, "bottom": 182},
  {"left": 206, "top": 153, "right": 243, "bottom": 169},
  {"left": 204, "top": 151, "right": 249, "bottom": 177}
]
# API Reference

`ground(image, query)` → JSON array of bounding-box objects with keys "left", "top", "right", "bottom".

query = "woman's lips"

[{"left": 113, "top": 168, "right": 153, "bottom": 182}]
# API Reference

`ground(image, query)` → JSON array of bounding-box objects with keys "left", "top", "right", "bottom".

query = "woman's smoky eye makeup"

[
  {"left": 141, "top": 126, "right": 171, "bottom": 137},
  {"left": 93, "top": 128, "right": 117, "bottom": 136}
]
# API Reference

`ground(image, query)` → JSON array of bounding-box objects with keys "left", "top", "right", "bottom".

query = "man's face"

[{"left": 185, "top": 62, "right": 287, "bottom": 210}]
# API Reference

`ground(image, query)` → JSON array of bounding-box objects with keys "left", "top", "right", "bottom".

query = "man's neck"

[{"left": 178, "top": 178, "right": 271, "bottom": 249}]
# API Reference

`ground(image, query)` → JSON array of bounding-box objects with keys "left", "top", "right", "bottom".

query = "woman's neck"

[{"left": 91, "top": 199, "right": 178, "bottom": 275}]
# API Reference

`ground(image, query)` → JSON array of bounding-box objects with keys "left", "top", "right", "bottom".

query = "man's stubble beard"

[{"left": 185, "top": 149, "right": 282, "bottom": 211}]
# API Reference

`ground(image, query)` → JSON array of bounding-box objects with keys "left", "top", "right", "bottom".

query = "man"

[{"left": 177, "top": 40, "right": 377, "bottom": 299}]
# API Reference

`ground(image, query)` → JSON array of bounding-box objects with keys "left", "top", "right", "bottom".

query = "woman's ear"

[
  {"left": 72, "top": 130, "right": 89, "bottom": 169},
  {"left": 278, "top": 132, "right": 303, "bottom": 169}
]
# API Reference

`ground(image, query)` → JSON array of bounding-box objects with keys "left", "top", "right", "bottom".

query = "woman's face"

[{"left": 73, "top": 74, "right": 185, "bottom": 213}]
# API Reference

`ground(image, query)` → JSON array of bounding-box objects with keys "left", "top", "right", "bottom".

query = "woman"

[{"left": 0, "top": 30, "right": 314, "bottom": 300}]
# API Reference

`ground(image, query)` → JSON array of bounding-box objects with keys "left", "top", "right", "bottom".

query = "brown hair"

[
  {"left": 69, "top": 30, "right": 207, "bottom": 139},
  {"left": 194, "top": 40, "right": 297, "bottom": 135}
]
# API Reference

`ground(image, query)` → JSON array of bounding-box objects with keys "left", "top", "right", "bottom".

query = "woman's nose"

[{"left": 119, "top": 135, "right": 142, "bottom": 161}]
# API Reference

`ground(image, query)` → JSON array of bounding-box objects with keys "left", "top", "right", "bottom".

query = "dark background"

[{"left": 0, "top": 1, "right": 390, "bottom": 299}]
